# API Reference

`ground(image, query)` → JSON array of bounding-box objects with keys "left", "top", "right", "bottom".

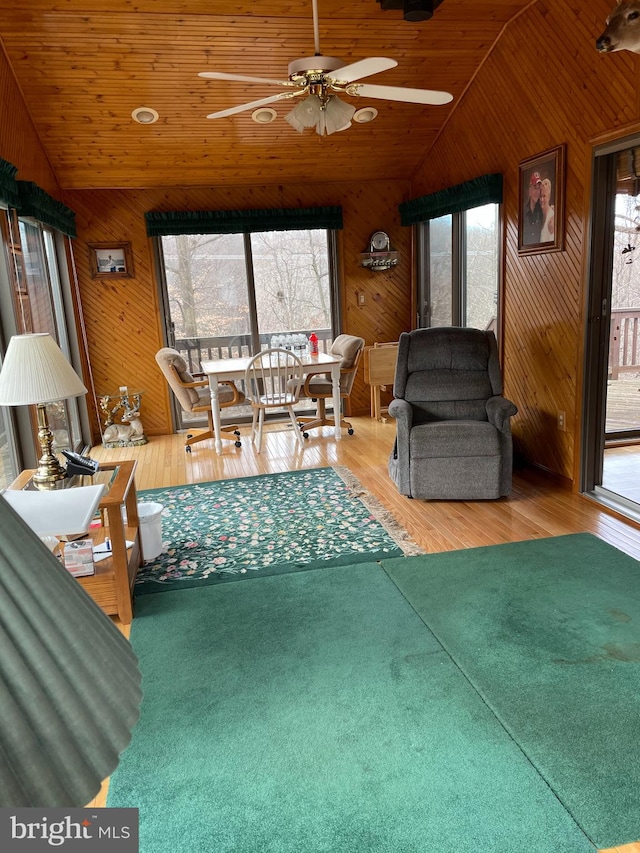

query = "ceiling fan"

[{"left": 198, "top": 0, "right": 453, "bottom": 136}]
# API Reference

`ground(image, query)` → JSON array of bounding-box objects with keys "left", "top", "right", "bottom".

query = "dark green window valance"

[
  {"left": 145, "top": 205, "right": 343, "bottom": 237},
  {"left": 0, "top": 158, "right": 19, "bottom": 208},
  {"left": 16, "top": 181, "right": 77, "bottom": 238},
  {"left": 399, "top": 173, "right": 503, "bottom": 226}
]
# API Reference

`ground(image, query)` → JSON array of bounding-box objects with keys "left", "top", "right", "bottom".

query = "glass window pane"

[
  {"left": 162, "top": 233, "right": 252, "bottom": 361},
  {"left": 43, "top": 230, "right": 83, "bottom": 450},
  {"left": 18, "top": 219, "right": 57, "bottom": 334},
  {"left": 429, "top": 215, "right": 453, "bottom": 326},
  {"left": 464, "top": 204, "right": 499, "bottom": 332},
  {"left": 18, "top": 221, "right": 82, "bottom": 452},
  {"left": 250, "top": 229, "right": 331, "bottom": 342},
  {"left": 0, "top": 391, "right": 19, "bottom": 489}
]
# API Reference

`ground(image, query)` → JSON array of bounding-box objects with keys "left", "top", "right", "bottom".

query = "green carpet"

[
  {"left": 109, "top": 562, "right": 595, "bottom": 852},
  {"left": 382, "top": 532, "right": 640, "bottom": 849},
  {"left": 135, "top": 467, "right": 417, "bottom": 593}
]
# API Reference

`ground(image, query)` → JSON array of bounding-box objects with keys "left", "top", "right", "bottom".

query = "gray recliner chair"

[{"left": 388, "top": 327, "right": 517, "bottom": 500}]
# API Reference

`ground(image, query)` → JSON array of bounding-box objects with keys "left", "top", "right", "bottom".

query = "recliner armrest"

[
  {"left": 486, "top": 396, "right": 518, "bottom": 433},
  {"left": 388, "top": 398, "right": 413, "bottom": 426}
]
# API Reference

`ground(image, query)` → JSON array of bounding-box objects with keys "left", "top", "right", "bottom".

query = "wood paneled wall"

[
  {"left": 64, "top": 182, "right": 412, "bottom": 439},
  {"left": 0, "top": 44, "right": 59, "bottom": 194},
  {"left": 411, "top": 0, "right": 640, "bottom": 482}
]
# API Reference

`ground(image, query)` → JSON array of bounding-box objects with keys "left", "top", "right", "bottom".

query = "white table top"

[
  {"left": 2, "top": 483, "right": 106, "bottom": 537},
  {"left": 201, "top": 351, "right": 342, "bottom": 376}
]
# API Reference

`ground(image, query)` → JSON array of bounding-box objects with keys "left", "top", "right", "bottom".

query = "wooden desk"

[
  {"left": 201, "top": 351, "right": 344, "bottom": 454},
  {"left": 363, "top": 343, "right": 399, "bottom": 421},
  {"left": 9, "top": 461, "right": 142, "bottom": 624}
]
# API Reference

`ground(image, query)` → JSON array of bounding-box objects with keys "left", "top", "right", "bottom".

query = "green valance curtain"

[
  {"left": 0, "top": 158, "right": 19, "bottom": 209},
  {"left": 145, "top": 205, "right": 343, "bottom": 237},
  {"left": 399, "top": 173, "right": 503, "bottom": 226},
  {"left": 16, "top": 181, "right": 77, "bottom": 238}
]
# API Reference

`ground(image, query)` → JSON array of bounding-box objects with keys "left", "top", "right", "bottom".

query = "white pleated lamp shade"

[
  {"left": 0, "top": 333, "right": 87, "bottom": 406},
  {"left": 0, "top": 496, "right": 142, "bottom": 806}
]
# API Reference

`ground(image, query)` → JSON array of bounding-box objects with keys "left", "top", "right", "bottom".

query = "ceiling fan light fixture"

[
  {"left": 284, "top": 94, "right": 323, "bottom": 133},
  {"left": 322, "top": 95, "right": 356, "bottom": 135},
  {"left": 353, "top": 106, "right": 378, "bottom": 124},
  {"left": 131, "top": 106, "right": 159, "bottom": 125},
  {"left": 285, "top": 94, "right": 355, "bottom": 136},
  {"left": 251, "top": 107, "right": 277, "bottom": 124}
]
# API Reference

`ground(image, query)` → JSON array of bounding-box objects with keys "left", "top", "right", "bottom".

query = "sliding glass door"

[
  {"left": 583, "top": 135, "right": 640, "bottom": 508},
  {"left": 157, "top": 228, "right": 338, "bottom": 429}
]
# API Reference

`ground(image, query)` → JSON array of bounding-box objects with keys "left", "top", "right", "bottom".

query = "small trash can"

[{"left": 137, "top": 501, "right": 164, "bottom": 561}]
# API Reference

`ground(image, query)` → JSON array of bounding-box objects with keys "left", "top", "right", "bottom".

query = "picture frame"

[
  {"left": 88, "top": 242, "right": 134, "bottom": 278},
  {"left": 518, "top": 144, "right": 566, "bottom": 255}
]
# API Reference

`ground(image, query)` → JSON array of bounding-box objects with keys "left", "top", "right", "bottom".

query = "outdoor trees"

[{"left": 161, "top": 229, "right": 331, "bottom": 346}]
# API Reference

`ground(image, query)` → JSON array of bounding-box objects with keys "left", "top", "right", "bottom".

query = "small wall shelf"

[{"left": 359, "top": 251, "right": 400, "bottom": 271}]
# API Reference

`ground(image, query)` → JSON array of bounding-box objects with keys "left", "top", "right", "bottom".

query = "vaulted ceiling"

[{"left": 0, "top": 0, "right": 533, "bottom": 190}]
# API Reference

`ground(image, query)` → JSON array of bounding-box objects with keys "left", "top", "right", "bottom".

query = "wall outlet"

[{"left": 557, "top": 410, "right": 566, "bottom": 432}]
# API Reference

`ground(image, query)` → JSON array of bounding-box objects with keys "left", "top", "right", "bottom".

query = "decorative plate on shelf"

[{"left": 369, "top": 231, "right": 390, "bottom": 252}]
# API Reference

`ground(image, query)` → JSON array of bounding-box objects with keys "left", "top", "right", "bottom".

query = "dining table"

[{"left": 200, "top": 350, "right": 345, "bottom": 454}]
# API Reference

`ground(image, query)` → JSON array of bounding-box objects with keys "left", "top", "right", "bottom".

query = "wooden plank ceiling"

[{"left": 0, "top": 0, "right": 532, "bottom": 189}]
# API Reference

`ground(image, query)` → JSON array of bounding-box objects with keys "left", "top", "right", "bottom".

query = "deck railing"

[
  {"left": 175, "top": 329, "right": 333, "bottom": 374},
  {"left": 609, "top": 310, "right": 640, "bottom": 379}
]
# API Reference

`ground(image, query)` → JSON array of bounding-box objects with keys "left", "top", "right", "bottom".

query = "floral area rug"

[{"left": 135, "top": 466, "right": 422, "bottom": 594}]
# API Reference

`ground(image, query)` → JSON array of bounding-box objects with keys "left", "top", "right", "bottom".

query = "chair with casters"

[
  {"left": 155, "top": 347, "right": 244, "bottom": 452},
  {"left": 388, "top": 327, "right": 518, "bottom": 500},
  {"left": 244, "top": 348, "right": 304, "bottom": 454},
  {"left": 296, "top": 334, "right": 365, "bottom": 438}
]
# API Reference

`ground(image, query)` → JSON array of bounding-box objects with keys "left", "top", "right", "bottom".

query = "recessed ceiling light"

[
  {"left": 353, "top": 107, "right": 378, "bottom": 124},
  {"left": 131, "top": 107, "right": 159, "bottom": 125},
  {"left": 251, "top": 107, "right": 277, "bottom": 124}
]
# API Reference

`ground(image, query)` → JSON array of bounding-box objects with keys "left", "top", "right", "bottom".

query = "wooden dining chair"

[
  {"left": 244, "top": 348, "right": 304, "bottom": 453},
  {"left": 155, "top": 347, "right": 244, "bottom": 452},
  {"left": 296, "top": 334, "right": 365, "bottom": 438}
]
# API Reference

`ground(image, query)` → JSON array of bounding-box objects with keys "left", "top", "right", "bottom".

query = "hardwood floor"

[{"left": 87, "top": 418, "right": 640, "bottom": 851}]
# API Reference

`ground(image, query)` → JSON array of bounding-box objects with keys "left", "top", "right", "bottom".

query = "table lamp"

[
  {"left": 0, "top": 333, "right": 88, "bottom": 489},
  {"left": 0, "top": 494, "right": 142, "bottom": 806}
]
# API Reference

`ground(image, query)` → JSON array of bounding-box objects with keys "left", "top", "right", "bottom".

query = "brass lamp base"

[{"left": 32, "top": 403, "right": 67, "bottom": 491}]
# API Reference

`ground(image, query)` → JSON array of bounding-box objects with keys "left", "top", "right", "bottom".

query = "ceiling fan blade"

[
  {"left": 348, "top": 83, "right": 453, "bottom": 105},
  {"left": 206, "top": 91, "right": 298, "bottom": 120},
  {"left": 199, "top": 71, "right": 294, "bottom": 87},
  {"left": 327, "top": 57, "right": 397, "bottom": 84}
]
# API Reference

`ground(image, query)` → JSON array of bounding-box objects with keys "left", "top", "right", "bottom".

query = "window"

[
  {"left": 0, "top": 208, "right": 86, "bottom": 475},
  {"left": 418, "top": 203, "right": 500, "bottom": 334},
  {"left": 160, "top": 229, "right": 335, "bottom": 351},
  {"left": 17, "top": 218, "right": 83, "bottom": 451},
  {"left": 399, "top": 173, "right": 502, "bottom": 336},
  {"left": 0, "top": 348, "right": 19, "bottom": 489}
]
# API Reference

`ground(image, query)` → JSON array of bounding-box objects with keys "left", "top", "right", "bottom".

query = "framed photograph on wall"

[
  {"left": 518, "top": 144, "right": 566, "bottom": 255},
  {"left": 88, "top": 242, "right": 134, "bottom": 278}
]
